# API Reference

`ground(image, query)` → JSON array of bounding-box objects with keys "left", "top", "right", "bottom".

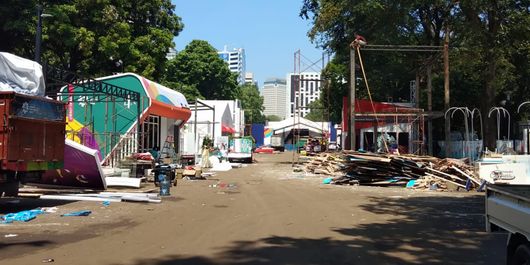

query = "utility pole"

[
  {"left": 427, "top": 64, "right": 433, "bottom": 155},
  {"left": 349, "top": 44, "right": 356, "bottom": 151},
  {"left": 443, "top": 27, "right": 451, "bottom": 157}
]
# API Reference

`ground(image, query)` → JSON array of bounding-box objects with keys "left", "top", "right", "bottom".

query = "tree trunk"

[{"left": 482, "top": 51, "right": 498, "bottom": 150}]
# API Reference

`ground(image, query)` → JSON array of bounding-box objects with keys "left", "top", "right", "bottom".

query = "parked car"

[{"left": 255, "top": 146, "right": 275, "bottom": 154}]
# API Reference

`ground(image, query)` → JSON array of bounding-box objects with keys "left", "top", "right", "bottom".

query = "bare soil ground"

[{"left": 0, "top": 152, "right": 506, "bottom": 265}]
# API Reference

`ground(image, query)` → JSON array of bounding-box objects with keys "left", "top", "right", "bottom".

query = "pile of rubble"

[{"left": 299, "top": 151, "right": 481, "bottom": 191}]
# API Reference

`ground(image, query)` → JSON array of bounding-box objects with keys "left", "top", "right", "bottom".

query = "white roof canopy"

[{"left": 268, "top": 116, "right": 325, "bottom": 134}]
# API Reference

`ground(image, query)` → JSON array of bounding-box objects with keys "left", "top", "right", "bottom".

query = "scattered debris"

[
  {"left": 39, "top": 192, "right": 161, "bottom": 203},
  {"left": 105, "top": 177, "right": 142, "bottom": 188},
  {"left": 41, "top": 207, "right": 59, "bottom": 213},
  {"left": 323, "top": 177, "right": 333, "bottom": 184},
  {"left": 4, "top": 234, "right": 18, "bottom": 238},
  {"left": 301, "top": 151, "right": 480, "bottom": 191},
  {"left": 209, "top": 182, "right": 237, "bottom": 189},
  {"left": 61, "top": 210, "right": 92, "bottom": 217},
  {"left": 1, "top": 209, "right": 45, "bottom": 223},
  {"left": 41, "top": 258, "right": 54, "bottom": 263}
]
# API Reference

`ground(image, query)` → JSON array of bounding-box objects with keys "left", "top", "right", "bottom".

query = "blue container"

[{"left": 158, "top": 174, "right": 171, "bottom": 196}]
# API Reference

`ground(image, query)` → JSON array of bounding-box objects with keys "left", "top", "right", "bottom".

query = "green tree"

[
  {"left": 160, "top": 81, "right": 202, "bottom": 102},
  {"left": 164, "top": 40, "right": 238, "bottom": 100},
  {"left": 236, "top": 83, "right": 264, "bottom": 124},
  {"left": 0, "top": 0, "right": 36, "bottom": 57},
  {"left": 0, "top": 0, "right": 183, "bottom": 80},
  {"left": 265, "top": 115, "right": 283, "bottom": 122},
  {"left": 301, "top": 0, "right": 530, "bottom": 148},
  {"left": 305, "top": 99, "right": 326, "bottom": 122}
]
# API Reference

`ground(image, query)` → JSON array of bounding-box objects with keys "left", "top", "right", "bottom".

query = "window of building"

[{"left": 140, "top": 115, "right": 160, "bottom": 152}]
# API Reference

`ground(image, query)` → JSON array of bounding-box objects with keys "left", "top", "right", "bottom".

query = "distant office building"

[
  {"left": 245, "top": 72, "right": 256, "bottom": 85},
  {"left": 218, "top": 46, "right": 246, "bottom": 85},
  {"left": 286, "top": 72, "right": 322, "bottom": 117},
  {"left": 262, "top": 78, "right": 287, "bottom": 119},
  {"left": 166, "top": 47, "right": 177, "bottom": 60}
]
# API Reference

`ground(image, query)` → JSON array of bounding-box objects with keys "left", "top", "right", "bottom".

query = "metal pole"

[
  {"left": 136, "top": 95, "right": 141, "bottom": 152},
  {"left": 212, "top": 105, "right": 215, "bottom": 142},
  {"left": 194, "top": 101, "right": 198, "bottom": 153},
  {"left": 349, "top": 45, "right": 356, "bottom": 150},
  {"left": 443, "top": 27, "right": 451, "bottom": 157},
  {"left": 427, "top": 64, "right": 433, "bottom": 155},
  {"left": 35, "top": 4, "right": 43, "bottom": 64}
]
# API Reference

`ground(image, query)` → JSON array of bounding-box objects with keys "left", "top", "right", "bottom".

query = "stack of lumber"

[
  {"left": 412, "top": 158, "right": 480, "bottom": 191},
  {"left": 301, "top": 153, "right": 345, "bottom": 176},
  {"left": 302, "top": 151, "right": 480, "bottom": 191}
]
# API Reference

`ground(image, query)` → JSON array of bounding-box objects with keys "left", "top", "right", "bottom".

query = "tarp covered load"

[{"left": 0, "top": 52, "right": 45, "bottom": 96}]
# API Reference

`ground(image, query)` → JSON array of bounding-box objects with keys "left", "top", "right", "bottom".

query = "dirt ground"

[{"left": 1, "top": 152, "right": 506, "bottom": 265}]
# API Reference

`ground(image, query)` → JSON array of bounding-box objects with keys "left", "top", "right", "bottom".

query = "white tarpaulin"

[{"left": 0, "top": 52, "right": 45, "bottom": 96}]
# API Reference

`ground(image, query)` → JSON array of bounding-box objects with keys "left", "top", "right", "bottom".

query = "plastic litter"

[
  {"left": 42, "top": 258, "right": 54, "bottom": 263},
  {"left": 406, "top": 180, "right": 416, "bottom": 188},
  {"left": 1, "top": 209, "right": 44, "bottom": 223},
  {"left": 4, "top": 234, "right": 18, "bottom": 238},
  {"left": 41, "top": 207, "right": 59, "bottom": 213},
  {"left": 61, "top": 210, "right": 92, "bottom": 217},
  {"left": 102, "top": 201, "right": 111, "bottom": 207},
  {"left": 323, "top": 177, "right": 333, "bottom": 184}
]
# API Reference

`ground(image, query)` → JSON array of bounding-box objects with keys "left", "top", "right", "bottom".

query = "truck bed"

[{"left": 485, "top": 184, "right": 530, "bottom": 240}]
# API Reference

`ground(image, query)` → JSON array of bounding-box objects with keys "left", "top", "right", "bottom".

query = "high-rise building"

[
  {"left": 286, "top": 72, "right": 322, "bottom": 117},
  {"left": 245, "top": 72, "right": 256, "bottom": 85},
  {"left": 218, "top": 46, "right": 246, "bottom": 85},
  {"left": 166, "top": 47, "right": 177, "bottom": 60},
  {"left": 262, "top": 78, "right": 287, "bottom": 119}
]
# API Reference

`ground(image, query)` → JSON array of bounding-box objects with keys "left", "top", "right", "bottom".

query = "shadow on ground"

[
  {"left": 0, "top": 198, "right": 73, "bottom": 214},
  {"left": 124, "top": 194, "right": 507, "bottom": 265},
  {"left": 0, "top": 240, "right": 53, "bottom": 250}
]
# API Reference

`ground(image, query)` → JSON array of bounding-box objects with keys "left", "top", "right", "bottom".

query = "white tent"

[{"left": 268, "top": 116, "right": 327, "bottom": 134}]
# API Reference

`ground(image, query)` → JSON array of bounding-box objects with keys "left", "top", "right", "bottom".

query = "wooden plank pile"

[{"left": 302, "top": 152, "right": 480, "bottom": 191}]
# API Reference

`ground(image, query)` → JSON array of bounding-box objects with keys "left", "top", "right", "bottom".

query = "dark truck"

[
  {"left": 0, "top": 92, "right": 65, "bottom": 196},
  {"left": 485, "top": 184, "right": 530, "bottom": 265}
]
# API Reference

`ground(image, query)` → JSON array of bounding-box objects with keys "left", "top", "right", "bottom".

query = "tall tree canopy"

[
  {"left": 236, "top": 83, "right": 265, "bottom": 124},
  {"left": 0, "top": 0, "right": 183, "bottom": 80},
  {"left": 301, "top": 0, "right": 530, "bottom": 147},
  {"left": 164, "top": 40, "right": 239, "bottom": 101}
]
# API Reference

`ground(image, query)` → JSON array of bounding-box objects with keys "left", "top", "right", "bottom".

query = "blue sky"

[{"left": 171, "top": 0, "right": 325, "bottom": 87}]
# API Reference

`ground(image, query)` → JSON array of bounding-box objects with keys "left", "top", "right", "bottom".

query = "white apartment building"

[
  {"left": 286, "top": 72, "right": 322, "bottom": 117},
  {"left": 262, "top": 78, "right": 287, "bottom": 119},
  {"left": 166, "top": 47, "right": 177, "bottom": 60},
  {"left": 218, "top": 46, "right": 246, "bottom": 85},
  {"left": 245, "top": 72, "right": 256, "bottom": 85}
]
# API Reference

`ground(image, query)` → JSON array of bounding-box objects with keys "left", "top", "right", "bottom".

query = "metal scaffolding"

[
  {"left": 348, "top": 42, "right": 448, "bottom": 155},
  {"left": 44, "top": 65, "right": 144, "bottom": 167}
]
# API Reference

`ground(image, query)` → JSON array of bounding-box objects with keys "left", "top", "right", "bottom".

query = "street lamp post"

[
  {"left": 35, "top": 4, "right": 52, "bottom": 64},
  {"left": 35, "top": 4, "right": 43, "bottom": 64}
]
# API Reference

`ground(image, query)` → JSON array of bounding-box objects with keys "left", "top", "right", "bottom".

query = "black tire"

[
  {"left": 512, "top": 244, "right": 530, "bottom": 265},
  {"left": 0, "top": 181, "right": 19, "bottom": 197}
]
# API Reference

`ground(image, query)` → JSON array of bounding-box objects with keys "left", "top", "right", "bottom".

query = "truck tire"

[
  {"left": 0, "top": 181, "right": 19, "bottom": 197},
  {"left": 512, "top": 244, "right": 530, "bottom": 265}
]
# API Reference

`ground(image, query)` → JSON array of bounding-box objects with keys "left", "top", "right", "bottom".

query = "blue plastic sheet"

[
  {"left": 61, "top": 210, "right": 92, "bottom": 217},
  {"left": 1, "top": 209, "right": 45, "bottom": 223},
  {"left": 406, "top": 180, "right": 416, "bottom": 188},
  {"left": 323, "top": 177, "right": 333, "bottom": 184}
]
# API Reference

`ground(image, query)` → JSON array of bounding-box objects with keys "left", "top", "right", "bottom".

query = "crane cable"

[{"left": 355, "top": 44, "right": 390, "bottom": 153}]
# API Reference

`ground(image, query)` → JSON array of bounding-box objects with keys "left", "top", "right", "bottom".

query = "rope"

[{"left": 355, "top": 45, "right": 390, "bottom": 153}]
